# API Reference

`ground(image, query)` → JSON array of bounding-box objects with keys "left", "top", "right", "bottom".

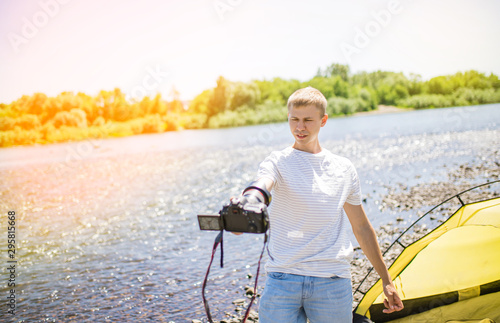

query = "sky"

[{"left": 1, "top": 0, "right": 500, "bottom": 104}]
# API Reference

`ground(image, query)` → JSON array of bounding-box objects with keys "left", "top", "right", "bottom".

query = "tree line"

[{"left": 1, "top": 64, "right": 499, "bottom": 147}]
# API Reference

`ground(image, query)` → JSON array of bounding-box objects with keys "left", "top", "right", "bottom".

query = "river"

[{"left": 0, "top": 104, "right": 499, "bottom": 322}]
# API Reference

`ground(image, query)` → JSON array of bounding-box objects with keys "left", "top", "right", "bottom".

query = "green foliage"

[
  {"left": 327, "top": 97, "right": 366, "bottom": 116},
  {"left": 407, "top": 74, "right": 424, "bottom": 96},
  {"left": 305, "top": 76, "right": 349, "bottom": 99},
  {"left": 228, "top": 82, "right": 261, "bottom": 110},
  {"left": 375, "top": 73, "right": 410, "bottom": 105},
  {"left": 397, "top": 94, "right": 453, "bottom": 109},
  {"left": 0, "top": 117, "right": 16, "bottom": 131},
  {"left": 452, "top": 88, "right": 500, "bottom": 105},
  {"left": 398, "top": 88, "right": 500, "bottom": 109},
  {"left": 427, "top": 76, "right": 454, "bottom": 95},
  {"left": 207, "top": 76, "right": 229, "bottom": 117},
  {"left": 0, "top": 128, "right": 42, "bottom": 146},
  {"left": 177, "top": 113, "right": 207, "bottom": 130},
  {"left": 141, "top": 114, "right": 165, "bottom": 133},
  {"left": 16, "top": 114, "right": 42, "bottom": 129},
  {"left": 425, "top": 70, "right": 496, "bottom": 95},
  {"left": 254, "top": 78, "right": 302, "bottom": 106},
  {"left": 208, "top": 102, "right": 287, "bottom": 128},
  {"left": 358, "top": 87, "right": 379, "bottom": 111},
  {"left": 2, "top": 64, "right": 499, "bottom": 147},
  {"left": 53, "top": 109, "right": 88, "bottom": 128},
  {"left": 317, "top": 63, "right": 350, "bottom": 82},
  {"left": 188, "top": 89, "right": 212, "bottom": 116},
  {"left": 0, "top": 88, "right": 186, "bottom": 147}
]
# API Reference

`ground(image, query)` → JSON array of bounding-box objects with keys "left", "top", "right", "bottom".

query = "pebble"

[
  {"left": 232, "top": 299, "right": 246, "bottom": 305},
  {"left": 244, "top": 286, "right": 255, "bottom": 296},
  {"left": 381, "top": 151, "right": 499, "bottom": 212}
]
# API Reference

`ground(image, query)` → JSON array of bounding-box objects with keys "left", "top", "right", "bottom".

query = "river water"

[{"left": 0, "top": 104, "right": 499, "bottom": 322}]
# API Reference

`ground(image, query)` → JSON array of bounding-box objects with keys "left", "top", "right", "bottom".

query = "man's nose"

[{"left": 296, "top": 120, "right": 305, "bottom": 130}]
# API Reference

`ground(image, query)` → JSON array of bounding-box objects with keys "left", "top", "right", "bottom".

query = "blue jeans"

[{"left": 258, "top": 272, "right": 353, "bottom": 323}]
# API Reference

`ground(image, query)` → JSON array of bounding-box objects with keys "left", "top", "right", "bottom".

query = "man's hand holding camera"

[
  {"left": 229, "top": 193, "right": 267, "bottom": 235},
  {"left": 197, "top": 181, "right": 272, "bottom": 234}
]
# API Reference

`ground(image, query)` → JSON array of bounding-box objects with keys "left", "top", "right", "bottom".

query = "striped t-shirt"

[{"left": 257, "top": 146, "right": 362, "bottom": 278}]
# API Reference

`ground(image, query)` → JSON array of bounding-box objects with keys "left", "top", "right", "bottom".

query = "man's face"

[{"left": 288, "top": 104, "right": 327, "bottom": 151}]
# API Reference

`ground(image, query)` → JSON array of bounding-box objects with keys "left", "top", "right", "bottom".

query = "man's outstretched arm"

[
  {"left": 231, "top": 177, "right": 274, "bottom": 236},
  {"left": 344, "top": 202, "right": 404, "bottom": 314}
]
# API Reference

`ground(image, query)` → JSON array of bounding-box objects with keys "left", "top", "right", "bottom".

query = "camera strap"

[
  {"left": 202, "top": 230, "right": 224, "bottom": 323},
  {"left": 201, "top": 231, "right": 269, "bottom": 323},
  {"left": 241, "top": 232, "right": 267, "bottom": 322}
]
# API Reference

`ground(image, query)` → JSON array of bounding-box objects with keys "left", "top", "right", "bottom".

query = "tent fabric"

[
  {"left": 354, "top": 195, "right": 500, "bottom": 322},
  {"left": 385, "top": 290, "right": 500, "bottom": 323},
  {"left": 373, "top": 225, "right": 500, "bottom": 301}
]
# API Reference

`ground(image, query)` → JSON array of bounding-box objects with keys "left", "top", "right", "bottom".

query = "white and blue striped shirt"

[{"left": 257, "top": 146, "right": 362, "bottom": 278}]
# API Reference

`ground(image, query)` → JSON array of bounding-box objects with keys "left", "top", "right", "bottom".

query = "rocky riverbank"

[{"left": 191, "top": 150, "right": 500, "bottom": 323}]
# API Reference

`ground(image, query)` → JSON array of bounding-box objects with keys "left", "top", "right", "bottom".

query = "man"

[{"left": 239, "top": 87, "right": 403, "bottom": 322}]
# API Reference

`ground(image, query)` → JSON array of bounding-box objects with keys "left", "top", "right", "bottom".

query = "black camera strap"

[
  {"left": 202, "top": 230, "right": 224, "bottom": 323},
  {"left": 241, "top": 232, "right": 267, "bottom": 322},
  {"left": 201, "top": 231, "right": 269, "bottom": 323}
]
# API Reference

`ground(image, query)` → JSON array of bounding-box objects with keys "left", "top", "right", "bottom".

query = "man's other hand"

[
  {"left": 228, "top": 196, "right": 244, "bottom": 235},
  {"left": 382, "top": 282, "right": 404, "bottom": 314}
]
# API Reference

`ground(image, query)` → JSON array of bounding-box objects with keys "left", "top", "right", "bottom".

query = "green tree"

[
  {"left": 427, "top": 76, "right": 453, "bottom": 95},
  {"left": 407, "top": 73, "right": 423, "bottom": 96},
  {"left": 229, "top": 81, "right": 260, "bottom": 110},
  {"left": 208, "top": 76, "right": 229, "bottom": 117},
  {"left": 189, "top": 89, "right": 212, "bottom": 115},
  {"left": 321, "top": 63, "right": 350, "bottom": 82}
]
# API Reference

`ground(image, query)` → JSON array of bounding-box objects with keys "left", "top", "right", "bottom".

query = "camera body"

[{"left": 198, "top": 197, "right": 269, "bottom": 233}]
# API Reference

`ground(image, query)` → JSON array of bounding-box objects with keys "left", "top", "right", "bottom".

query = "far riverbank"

[{"left": 354, "top": 104, "right": 411, "bottom": 116}]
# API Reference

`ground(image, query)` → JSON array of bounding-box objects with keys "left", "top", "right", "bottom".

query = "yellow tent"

[{"left": 354, "top": 181, "right": 500, "bottom": 323}]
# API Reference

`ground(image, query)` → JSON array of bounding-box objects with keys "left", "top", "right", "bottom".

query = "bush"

[
  {"left": 53, "top": 109, "right": 88, "bottom": 128},
  {"left": 160, "top": 114, "right": 179, "bottom": 132},
  {"left": 208, "top": 110, "right": 241, "bottom": 128},
  {"left": 126, "top": 119, "right": 144, "bottom": 135},
  {"left": 452, "top": 88, "right": 500, "bottom": 105},
  {"left": 0, "top": 115, "right": 42, "bottom": 131},
  {"left": 15, "top": 114, "right": 42, "bottom": 130},
  {"left": 92, "top": 116, "right": 106, "bottom": 126},
  {"left": 0, "top": 128, "right": 43, "bottom": 147},
  {"left": 207, "top": 102, "right": 287, "bottom": 128},
  {"left": 397, "top": 94, "right": 453, "bottom": 109},
  {"left": 357, "top": 87, "right": 378, "bottom": 111},
  {"left": 326, "top": 97, "right": 366, "bottom": 115},
  {"left": 398, "top": 88, "right": 500, "bottom": 109},
  {"left": 0, "top": 117, "right": 16, "bottom": 131},
  {"left": 107, "top": 122, "right": 134, "bottom": 137},
  {"left": 177, "top": 113, "right": 208, "bottom": 129},
  {"left": 141, "top": 114, "right": 165, "bottom": 133}
]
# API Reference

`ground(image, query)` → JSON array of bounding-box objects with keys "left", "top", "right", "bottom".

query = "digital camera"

[{"left": 198, "top": 197, "right": 269, "bottom": 233}]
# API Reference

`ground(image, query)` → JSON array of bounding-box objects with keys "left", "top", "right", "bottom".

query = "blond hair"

[{"left": 287, "top": 87, "right": 327, "bottom": 116}]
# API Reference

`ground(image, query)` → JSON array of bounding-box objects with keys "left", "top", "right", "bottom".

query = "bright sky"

[{"left": 1, "top": 0, "right": 500, "bottom": 104}]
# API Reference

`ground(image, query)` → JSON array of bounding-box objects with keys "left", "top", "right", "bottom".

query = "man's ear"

[{"left": 321, "top": 114, "right": 328, "bottom": 127}]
